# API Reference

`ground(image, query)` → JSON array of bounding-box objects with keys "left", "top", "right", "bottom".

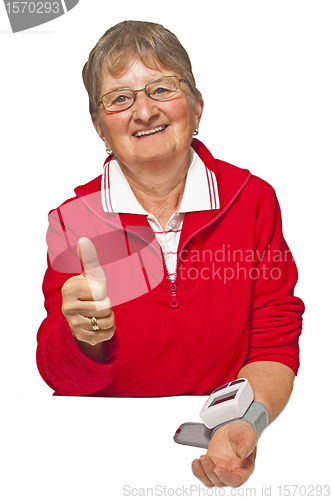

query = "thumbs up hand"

[{"left": 61, "top": 238, "right": 115, "bottom": 355}]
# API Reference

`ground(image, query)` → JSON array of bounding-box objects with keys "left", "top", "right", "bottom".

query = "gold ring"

[{"left": 91, "top": 317, "right": 99, "bottom": 331}]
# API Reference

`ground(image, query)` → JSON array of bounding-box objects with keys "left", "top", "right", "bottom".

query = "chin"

[{"left": 133, "top": 144, "right": 177, "bottom": 163}]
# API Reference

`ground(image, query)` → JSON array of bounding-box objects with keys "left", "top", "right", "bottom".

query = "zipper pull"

[{"left": 170, "top": 281, "right": 179, "bottom": 308}]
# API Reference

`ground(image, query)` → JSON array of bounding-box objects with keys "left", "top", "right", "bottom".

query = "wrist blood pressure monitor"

[
  {"left": 173, "top": 378, "right": 270, "bottom": 449},
  {"left": 199, "top": 378, "right": 253, "bottom": 428}
]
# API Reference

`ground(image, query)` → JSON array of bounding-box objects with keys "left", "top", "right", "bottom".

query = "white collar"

[{"left": 101, "top": 147, "right": 220, "bottom": 214}]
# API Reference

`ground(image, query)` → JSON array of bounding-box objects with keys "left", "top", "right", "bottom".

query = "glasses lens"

[
  {"left": 146, "top": 77, "right": 180, "bottom": 101},
  {"left": 101, "top": 89, "right": 135, "bottom": 112}
]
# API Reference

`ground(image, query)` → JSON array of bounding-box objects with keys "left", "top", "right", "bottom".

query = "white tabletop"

[{"left": 0, "top": 390, "right": 331, "bottom": 500}]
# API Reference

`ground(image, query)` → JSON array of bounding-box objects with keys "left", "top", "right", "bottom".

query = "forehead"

[{"left": 99, "top": 60, "right": 178, "bottom": 95}]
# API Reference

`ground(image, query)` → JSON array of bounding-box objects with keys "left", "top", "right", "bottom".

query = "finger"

[
  {"left": 198, "top": 455, "right": 227, "bottom": 488},
  {"left": 77, "top": 237, "right": 106, "bottom": 282},
  {"left": 191, "top": 460, "right": 216, "bottom": 488},
  {"left": 77, "top": 238, "right": 108, "bottom": 311},
  {"left": 213, "top": 467, "right": 245, "bottom": 488},
  {"left": 73, "top": 296, "right": 112, "bottom": 317},
  {"left": 64, "top": 308, "right": 114, "bottom": 332},
  {"left": 62, "top": 296, "right": 111, "bottom": 320},
  {"left": 81, "top": 311, "right": 115, "bottom": 331}
]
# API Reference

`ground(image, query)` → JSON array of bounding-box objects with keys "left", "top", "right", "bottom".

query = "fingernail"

[
  {"left": 239, "top": 447, "right": 247, "bottom": 458},
  {"left": 200, "top": 457, "right": 207, "bottom": 465},
  {"left": 214, "top": 469, "right": 222, "bottom": 476},
  {"left": 192, "top": 461, "right": 200, "bottom": 469}
]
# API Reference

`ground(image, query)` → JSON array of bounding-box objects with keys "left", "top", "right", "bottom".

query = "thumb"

[
  {"left": 77, "top": 237, "right": 106, "bottom": 282},
  {"left": 228, "top": 421, "right": 258, "bottom": 459}
]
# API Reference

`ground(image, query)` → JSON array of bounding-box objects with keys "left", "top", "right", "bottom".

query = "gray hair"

[{"left": 82, "top": 20, "right": 201, "bottom": 116}]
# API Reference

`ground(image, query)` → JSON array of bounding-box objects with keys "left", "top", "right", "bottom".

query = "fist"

[{"left": 61, "top": 237, "right": 115, "bottom": 345}]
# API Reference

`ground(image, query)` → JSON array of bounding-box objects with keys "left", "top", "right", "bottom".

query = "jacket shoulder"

[
  {"left": 214, "top": 158, "right": 275, "bottom": 196},
  {"left": 212, "top": 156, "right": 277, "bottom": 203},
  {"left": 74, "top": 174, "right": 102, "bottom": 197}
]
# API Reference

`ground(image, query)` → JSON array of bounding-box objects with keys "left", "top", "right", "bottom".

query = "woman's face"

[{"left": 92, "top": 60, "right": 203, "bottom": 174}]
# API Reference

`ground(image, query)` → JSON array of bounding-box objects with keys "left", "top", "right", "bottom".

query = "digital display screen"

[{"left": 208, "top": 390, "right": 238, "bottom": 407}]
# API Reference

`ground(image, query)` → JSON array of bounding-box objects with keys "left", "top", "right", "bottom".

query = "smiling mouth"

[{"left": 133, "top": 125, "right": 168, "bottom": 138}]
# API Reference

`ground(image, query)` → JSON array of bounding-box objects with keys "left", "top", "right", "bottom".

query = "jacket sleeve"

[
  {"left": 36, "top": 204, "right": 119, "bottom": 396},
  {"left": 245, "top": 184, "right": 305, "bottom": 374}
]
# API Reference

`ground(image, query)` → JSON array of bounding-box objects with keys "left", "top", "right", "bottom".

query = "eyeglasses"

[{"left": 97, "top": 76, "right": 189, "bottom": 113}]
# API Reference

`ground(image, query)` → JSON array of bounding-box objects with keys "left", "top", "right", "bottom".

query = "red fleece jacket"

[{"left": 36, "top": 139, "right": 304, "bottom": 396}]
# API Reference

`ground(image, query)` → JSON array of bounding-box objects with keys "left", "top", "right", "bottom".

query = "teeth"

[{"left": 134, "top": 125, "right": 166, "bottom": 137}]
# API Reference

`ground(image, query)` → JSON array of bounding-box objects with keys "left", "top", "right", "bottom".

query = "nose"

[{"left": 132, "top": 89, "right": 159, "bottom": 122}]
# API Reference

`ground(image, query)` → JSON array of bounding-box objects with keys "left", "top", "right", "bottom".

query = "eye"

[
  {"left": 107, "top": 93, "right": 131, "bottom": 107},
  {"left": 101, "top": 90, "right": 134, "bottom": 111},
  {"left": 115, "top": 95, "right": 129, "bottom": 104},
  {"left": 147, "top": 78, "right": 179, "bottom": 100},
  {"left": 155, "top": 87, "right": 168, "bottom": 95},
  {"left": 153, "top": 86, "right": 173, "bottom": 96}
]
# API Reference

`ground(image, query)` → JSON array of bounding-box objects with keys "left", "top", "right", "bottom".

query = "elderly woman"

[{"left": 37, "top": 21, "right": 304, "bottom": 488}]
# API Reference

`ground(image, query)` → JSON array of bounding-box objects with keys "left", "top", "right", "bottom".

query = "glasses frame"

[{"left": 97, "top": 76, "right": 189, "bottom": 113}]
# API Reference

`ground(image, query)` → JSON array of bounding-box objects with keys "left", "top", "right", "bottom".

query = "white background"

[{"left": 0, "top": 1, "right": 331, "bottom": 499}]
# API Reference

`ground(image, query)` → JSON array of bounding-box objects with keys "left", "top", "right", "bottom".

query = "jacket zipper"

[
  {"left": 170, "top": 172, "right": 252, "bottom": 307},
  {"left": 76, "top": 171, "right": 251, "bottom": 308},
  {"left": 170, "top": 280, "right": 179, "bottom": 308}
]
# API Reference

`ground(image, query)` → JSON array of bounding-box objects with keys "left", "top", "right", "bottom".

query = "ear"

[
  {"left": 194, "top": 95, "right": 204, "bottom": 130},
  {"left": 91, "top": 113, "right": 109, "bottom": 149}
]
